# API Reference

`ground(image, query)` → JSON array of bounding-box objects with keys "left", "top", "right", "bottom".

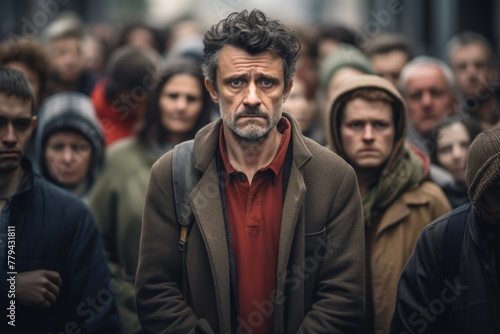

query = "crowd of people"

[{"left": 0, "top": 7, "right": 499, "bottom": 334}]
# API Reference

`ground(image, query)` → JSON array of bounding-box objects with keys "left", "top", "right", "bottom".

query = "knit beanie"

[
  {"left": 319, "top": 43, "right": 373, "bottom": 93},
  {"left": 465, "top": 126, "right": 500, "bottom": 221}
]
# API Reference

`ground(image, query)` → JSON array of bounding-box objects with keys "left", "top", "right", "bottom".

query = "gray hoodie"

[{"left": 36, "top": 92, "right": 104, "bottom": 197}]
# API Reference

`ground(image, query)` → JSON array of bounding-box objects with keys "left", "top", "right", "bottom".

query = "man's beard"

[{"left": 221, "top": 102, "right": 282, "bottom": 146}]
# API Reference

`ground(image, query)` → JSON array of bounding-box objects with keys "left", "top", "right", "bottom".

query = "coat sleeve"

[
  {"left": 135, "top": 154, "right": 214, "bottom": 334},
  {"left": 65, "top": 203, "right": 122, "bottom": 333},
  {"left": 389, "top": 220, "right": 451, "bottom": 334},
  {"left": 296, "top": 165, "right": 365, "bottom": 334}
]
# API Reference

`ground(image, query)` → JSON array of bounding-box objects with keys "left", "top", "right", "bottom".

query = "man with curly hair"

[{"left": 136, "top": 9, "right": 365, "bottom": 334}]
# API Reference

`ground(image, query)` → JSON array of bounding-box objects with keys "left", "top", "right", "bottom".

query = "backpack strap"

[
  {"left": 172, "top": 139, "right": 201, "bottom": 301},
  {"left": 443, "top": 203, "right": 470, "bottom": 283},
  {"left": 172, "top": 140, "right": 200, "bottom": 248}
]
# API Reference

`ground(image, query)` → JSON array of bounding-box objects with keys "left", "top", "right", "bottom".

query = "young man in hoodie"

[
  {"left": 390, "top": 125, "right": 500, "bottom": 334},
  {"left": 325, "top": 75, "right": 451, "bottom": 334}
]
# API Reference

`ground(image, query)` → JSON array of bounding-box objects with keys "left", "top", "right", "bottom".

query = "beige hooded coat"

[{"left": 325, "top": 75, "right": 452, "bottom": 334}]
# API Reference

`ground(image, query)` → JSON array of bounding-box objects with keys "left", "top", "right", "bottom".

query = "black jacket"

[
  {"left": 0, "top": 159, "right": 121, "bottom": 333},
  {"left": 390, "top": 204, "right": 500, "bottom": 333}
]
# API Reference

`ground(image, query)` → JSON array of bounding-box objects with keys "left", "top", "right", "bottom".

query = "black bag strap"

[
  {"left": 173, "top": 140, "right": 200, "bottom": 247},
  {"left": 172, "top": 139, "right": 201, "bottom": 301},
  {"left": 443, "top": 203, "right": 470, "bottom": 283}
]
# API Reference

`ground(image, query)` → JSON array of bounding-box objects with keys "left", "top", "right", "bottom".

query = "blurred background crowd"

[{"left": 1, "top": 0, "right": 500, "bottom": 333}]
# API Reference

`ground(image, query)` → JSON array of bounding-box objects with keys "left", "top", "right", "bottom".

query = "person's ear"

[
  {"left": 31, "top": 115, "right": 37, "bottom": 130},
  {"left": 205, "top": 79, "right": 219, "bottom": 104}
]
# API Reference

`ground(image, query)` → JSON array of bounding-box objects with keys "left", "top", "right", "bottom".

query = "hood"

[
  {"left": 36, "top": 91, "right": 105, "bottom": 195},
  {"left": 326, "top": 75, "right": 408, "bottom": 175},
  {"left": 465, "top": 126, "right": 500, "bottom": 222}
]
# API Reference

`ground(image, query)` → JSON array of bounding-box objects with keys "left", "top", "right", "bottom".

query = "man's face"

[
  {"left": 340, "top": 98, "right": 395, "bottom": 171},
  {"left": 404, "top": 65, "right": 456, "bottom": 137},
  {"left": 205, "top": 45, "right": 292, "bottom": 142},
  {"left": 0, "top": 93, "right": 35, "bottom": 173},
  {"left": 371, "top": 50, "right": 409, "bottom": 87},
  {"left": 450, "top": 43, "right": 495, "bottom": 97},
  {"left": 49, "top": 37, "right": 84, "bottom": 83}
]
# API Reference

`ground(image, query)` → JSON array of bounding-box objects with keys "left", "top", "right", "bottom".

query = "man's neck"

[
  {"left": 0, "top": 166, "right": 24, "bottom": 200},
  {"left": 223, "top": 125, "right": 282, "bottom": 184},
  {"left": 355, "top": 169, "right": 380, "bottom": 197}
]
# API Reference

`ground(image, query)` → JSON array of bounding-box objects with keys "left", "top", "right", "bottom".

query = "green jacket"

[{"left": 88, "top": 137, "right": 157, "bottom": 334}]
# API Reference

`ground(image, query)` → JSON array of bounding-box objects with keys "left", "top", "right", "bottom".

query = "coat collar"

[
  {"left": 376, "top": 182, "right": 432, "bottom": 235},
  {"left": 192, "top": 113, "right": 312, "bottom": 173}
]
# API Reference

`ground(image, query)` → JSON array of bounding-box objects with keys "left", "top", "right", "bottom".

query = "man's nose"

[
  {"left": 362, "top": 125, "right": 374, "bottom": 141},
  {"left": 243, "top": 82, "right": 261, "bottom": 107},
  {"left": 421, "top": 91, "right": 432, "bottom": 106},
  {"left": 2, "top": 124, "right": 17, "bottom": 146}
]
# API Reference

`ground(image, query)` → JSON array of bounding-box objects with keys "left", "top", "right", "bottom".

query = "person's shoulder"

[
  {"left": 107, "top": 137, "right": 140, "bottom": 156},
  {"left": 404, "top": 180, "right": 449, "bottom": 204},
  {"left": 303, "top": 137, "right": 354, "bottom": 172},
  {"left": 33, "top": 174, "right": 91, "bottom": 213}
]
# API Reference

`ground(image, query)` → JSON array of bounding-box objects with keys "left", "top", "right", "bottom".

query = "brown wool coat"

[{"left": 135, "top": 114, "right": 365, "bottom": 334}]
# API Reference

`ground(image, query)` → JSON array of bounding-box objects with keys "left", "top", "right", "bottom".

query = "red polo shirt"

[{"left": 219, "top": 117, "right": 291, "bottom": 334}]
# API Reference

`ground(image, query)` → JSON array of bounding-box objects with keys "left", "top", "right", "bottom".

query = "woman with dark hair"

[
  {"left": 431, "top": 116, "right": 482, "bottom": 208},
  {"left": 87, "top": 57, "right": 213, "bottom": 334}
]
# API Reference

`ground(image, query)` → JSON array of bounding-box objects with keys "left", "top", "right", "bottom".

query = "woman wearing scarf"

[{"left": 325, "top": 75, "right": 451, "bottom": 334}]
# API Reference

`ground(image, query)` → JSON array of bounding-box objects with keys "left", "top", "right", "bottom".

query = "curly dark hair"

[
  {"left": 0, "top": 39, "right": 49, "bottom": 107},
  {"left": 201, "top": 9, "right": 301, "bottom": 92}
]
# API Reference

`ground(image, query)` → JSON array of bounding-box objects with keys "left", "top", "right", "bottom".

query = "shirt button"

[
  {"left": 239, "top": 174, "right": 246, "bottom": 182},
  {"left": 489, "top": 233, "right": 495, "bottom": 239}
]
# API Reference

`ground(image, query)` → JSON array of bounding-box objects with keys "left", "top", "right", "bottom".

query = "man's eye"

[
  {"left": 13, "top": 120, "right": 31, "bottom": 130},
  {"left": 230, "top": 79, "right": 242, "bottom": 87},
  {"left": 349, "top": 122, "right": 363, "bottom": 129},
  {"left": 50, "top": 143, "right": 66, "bottom": 152},
  {"left": 374, "top": 122, "right": 389, "bottom": 129},
  {"left": 261, "top": 79, "right": 273, "bottom": 87}
]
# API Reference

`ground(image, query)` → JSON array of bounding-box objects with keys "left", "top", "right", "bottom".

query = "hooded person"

[
  {"left": 36, "top": 91, "right": 104, "bottom": 198},
  {"left": 326, "top": 75, "right": 451, "bottom": 334},
  {"left": 390, "top": 127, "right": 500, "bottom": 334}
]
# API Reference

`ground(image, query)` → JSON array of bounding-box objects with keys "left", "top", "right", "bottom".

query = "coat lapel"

[{"left": 190, "top": 159, "right": 231, "bottom": 334}]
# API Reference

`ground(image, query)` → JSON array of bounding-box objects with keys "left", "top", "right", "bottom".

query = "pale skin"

[
  {"left": 403, "top": 65, "right": 456, "bottom": 137},
  {"left": 436, "top": 122, "right": 470, "bottom": 184},
  {"left": 0, "top": 93, "right": 61, "bottom": 308},
  {"left": 205, "top": 45, "right": 292, "bottom": 184},
  {"left": 371, "top": 50, "right": 409, "bottom": 87},
  {"left": 159, "top": 74, "right": 203, "bottom": 146},
  {"left": 340, "top": 98, "right": 395, "bottom": 196}
]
